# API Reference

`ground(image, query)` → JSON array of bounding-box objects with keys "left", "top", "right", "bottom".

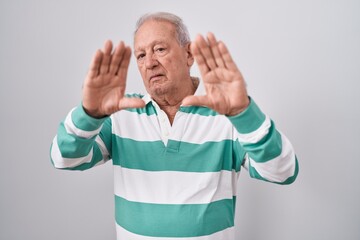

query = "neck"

[{"left": 152, "top": 76, "right": 199, "bottom": 124}]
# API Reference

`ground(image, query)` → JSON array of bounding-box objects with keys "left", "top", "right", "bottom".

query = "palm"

[
  {"left": 82, "top": 41, "right": 145, "bottom": 118},
  {"left": 182, "top": 33, "right": 249, "bottom": 116}
]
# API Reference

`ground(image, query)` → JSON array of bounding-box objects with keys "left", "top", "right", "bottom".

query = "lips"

[{"left": 149, "top": 73, "right": 165, "bottom": 81}]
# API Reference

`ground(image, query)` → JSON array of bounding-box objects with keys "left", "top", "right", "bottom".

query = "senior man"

[{"left": 51, "top": 12, "right": 298, "bottom": 240}]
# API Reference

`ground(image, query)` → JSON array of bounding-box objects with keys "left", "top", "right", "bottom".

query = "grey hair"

[{"left": 134, "top": 12, "right": 191, "bottom": 46}]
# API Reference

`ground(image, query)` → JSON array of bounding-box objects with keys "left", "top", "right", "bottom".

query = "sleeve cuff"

[
  {"left": 227, "top": 97, "right": 266, "bottom": 134},
  {"left": 71, "top": 104, "right": 108, "bottom": 131}
]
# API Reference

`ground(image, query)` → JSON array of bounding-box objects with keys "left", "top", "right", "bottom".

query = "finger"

[
  {"left": 99, "top": 40, "right": 113, "bottom": 74},
  {"left": 109, "top": 41, "right": 126, "bottom": 74},
  {"left": 191, "top": 39, "right": 209, "bottom": 75},
  {"left": 207, "top": 32, "right": 225, "bottom": 68},
  {"left": 181, "top": 95, "right": 211, "bottom": 108},
  {"left": 195, "top": 34, "right": 217, "bottom": 70},
  {"left": 218, "top": 41, "right": 238, "bottom": 72},
  {"left": 118, "top": 97, "right": 146, "bottom": 110},
  {"left": 88, "top": 50, "right": 103, "bottom": 79},
  {"left": 116, "top": 46, "right": 132, "bottom": 78}
]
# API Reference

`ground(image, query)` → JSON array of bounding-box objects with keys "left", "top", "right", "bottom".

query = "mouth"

[{"left": 149, "top": 73, "right": 165, "bottom": 81}]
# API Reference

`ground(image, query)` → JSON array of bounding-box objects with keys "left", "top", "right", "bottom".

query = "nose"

[{"left": 144, "top": 54, "right": 159, "bottom": 69}]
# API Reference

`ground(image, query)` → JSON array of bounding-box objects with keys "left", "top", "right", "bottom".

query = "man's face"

[{"left": 134, "top": 20, "right": 194, "bottom": 97}]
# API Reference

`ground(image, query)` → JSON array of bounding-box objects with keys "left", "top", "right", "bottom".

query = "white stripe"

[
  {"left": 232, "top": 170, "right": 241, "bottom": 196},
  {"left": 114, "top": 166, "right": 234, "bottom": 204},
  {"left": 235, "top": 115, "right": 271, "bottom": 143},
  {"left": 64, "top": 108, "right": 102, "bottom": 139},
  {"left": 112, "top": 110, "right": 234, "bottom": 144},
  {"left": 111, "top": 108, "right": 271, "bottom": 145},
  {"left": 112, "top": 111, "right": 161, "bottom": 141},
  {"left": 91, "top": 136, "right": 109, "bottom": 167},
  {"left": 95, "top": 135, "right": 109, "bottom": 161},
  {"left": 248, "top": 133, "right": 296, "bottom": 183},
  {"left": 51, "top": 136, "right": 93, "bottom": 168},
  {"left": 115, "top": 223, "right": 235, "bottom": 240},
  {"left": 171, "top": 113, "right": 233, "bottom": 144}
]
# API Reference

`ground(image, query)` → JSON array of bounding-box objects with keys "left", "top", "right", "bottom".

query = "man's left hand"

[{"left": 182, "top": 32, "right": 249, "bottom": 116}]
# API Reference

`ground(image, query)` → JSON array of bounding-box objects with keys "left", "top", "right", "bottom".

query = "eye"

[
  {"left": 155, "top": 47, "right": 166, "bottom": 53},
  {"left": 137, "top": 53, "right": 145, "bottom": 60}
]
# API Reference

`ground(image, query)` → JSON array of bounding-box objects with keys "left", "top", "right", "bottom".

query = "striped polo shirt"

[{"left": 50, "top": 94, "right": 298, "bottom": 240}]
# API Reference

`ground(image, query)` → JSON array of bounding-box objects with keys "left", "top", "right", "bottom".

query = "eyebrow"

[{"left": 134, "top": 40, "right": 167, "bottom": 53}]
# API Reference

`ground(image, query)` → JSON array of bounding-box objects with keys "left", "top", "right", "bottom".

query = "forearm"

[
  {"left": 228, "top": 98, "right": 299, "bottom": 184},
  {"left": 50, "top": 105, "right": 110, "bottom": 171}
]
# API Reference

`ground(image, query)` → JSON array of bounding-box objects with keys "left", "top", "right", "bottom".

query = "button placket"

[{"left": 158, "top": 109, "right": 171, "bottom": 146}]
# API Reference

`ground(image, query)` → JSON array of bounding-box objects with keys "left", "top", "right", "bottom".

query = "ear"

[{"left": 185, "top": 43, "right": 194, "bottom": 67}]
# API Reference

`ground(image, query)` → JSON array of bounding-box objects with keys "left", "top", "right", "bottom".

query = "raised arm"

[
  {"left": 184, "top": 33, "right": 298, "bottom": 184},
  {"left": 50, "top": 40, "right": 145, "bottom": 170}
]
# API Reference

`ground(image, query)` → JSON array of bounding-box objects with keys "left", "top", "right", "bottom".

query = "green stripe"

[
  {"left": 248, "top": 156, "right": 299, "bottom": 185},
  {"left": 123, "top": 94, "right": 157, "bottom": 115},
  {"left": 124, "top": 94, "right": 218, "bottom": 117},
  {"left": 125, "top": 93, "right": 144, "bottom": 99},
  {"left": 54, "top": 123, "right": 105, "bottom": 170},
  {"left": 242, "top": 122, "right": 283, "bottom": 163},
  {"left": 233, "top": 140, "right": 246, "bottom": 171},
  {"left": 72, "top": 105, "right": 106, "bottom": 131},
  {"left": 57, "top": 123, "right": 95, "bottom": 157},
  {"left": 62, "top": 144, "right": 104, "bottom": 171},
  {"left": 52, "top": 145, "right": 104, "bottom": 172},
  {"left": 179, "top": 105, "right": 219, "bottom": 116},
  {"left": 227, "top": 98, "right": 266, "bottom": 134},
  {"left": 124, "top": 103, "right": 157, "bottom": 115},
  {"left": 115, "top": 195, "right": 235, "bottom": 237},
  {"left": 112, "top": 136, "right": 245, "bottom": 172}
]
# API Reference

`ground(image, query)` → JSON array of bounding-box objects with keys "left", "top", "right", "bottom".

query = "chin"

[
  {"left": 152, "top": 87, "right": 167, "bottom": 96},
  {"left": 149, "top": 83, "right": 169, "bottom": 96}
]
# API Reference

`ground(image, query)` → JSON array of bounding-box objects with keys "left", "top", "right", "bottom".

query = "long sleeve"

[
  {"left": 228, "top": 98, "right": 299, "bottom": 184},
  {"left": 50, "top": 105, "right": 112, "bottom": 171}
]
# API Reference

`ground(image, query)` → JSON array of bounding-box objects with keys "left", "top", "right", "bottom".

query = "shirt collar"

[{"left": 142, "top": 93, "right": 153, "bottom": 105}]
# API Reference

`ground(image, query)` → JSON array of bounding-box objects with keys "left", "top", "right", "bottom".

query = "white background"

[{"left": 0, "top": 0, "right": 359, "bottom": 239}]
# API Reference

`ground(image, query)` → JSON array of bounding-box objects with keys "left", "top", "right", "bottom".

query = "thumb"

[
  {"left": 118, "top": 97, "right": 146, "bottom": 110},
  {"left": 182, "top": 95, "right": 210, "bottom": 107}
]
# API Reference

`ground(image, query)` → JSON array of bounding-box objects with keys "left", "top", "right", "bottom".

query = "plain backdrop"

[{"left": 1, "top": 0, "right": 359, "bottom": 239}]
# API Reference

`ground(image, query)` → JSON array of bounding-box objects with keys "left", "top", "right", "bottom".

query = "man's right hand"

[{"left": 82, "top": 40, "right": 145, "bottom": 118}]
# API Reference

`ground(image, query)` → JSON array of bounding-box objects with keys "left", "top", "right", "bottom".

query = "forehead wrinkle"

[
  {"left": 134, "top": 39, "right": 168, "bottom": 54},
  {"left": 134, "top": 20, "right": 177, "bottom": 50}
]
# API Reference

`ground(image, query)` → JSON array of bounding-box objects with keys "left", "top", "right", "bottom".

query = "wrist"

[
  {"left": 226, "top": 97, "right": 250, "bottom": 116},
  {"left": 82, "top": 104, "right": 108, "bottom": 119},
  {"left": 227, "top": 97, "right": 266, "bottom": 134}
]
